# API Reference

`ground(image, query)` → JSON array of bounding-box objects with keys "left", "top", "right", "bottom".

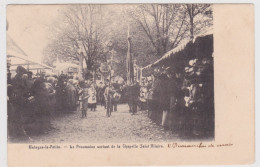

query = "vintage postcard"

[{"left": 6, "top": 3, "right": 254, "bottom": 166}]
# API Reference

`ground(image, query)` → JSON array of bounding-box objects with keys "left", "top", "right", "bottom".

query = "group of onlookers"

[
  {"left": 138, "top": 56, "right": 214, "bottom": 138},
  {"left": 7, "top": 66, "right": 95, "bottom": 139},
  {"left": 137, "top": 68, "right": 183, "bottom": 133},
  {"left": 7, "top": 66, "right": 126, "bottom": 140},
  {"left": 8, "top": 66, "right": 57, "bottom": 140}
]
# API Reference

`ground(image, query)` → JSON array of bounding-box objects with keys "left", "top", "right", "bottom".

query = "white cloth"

[{"left": 88, "top": 88, "right": 97, "bottom": 104}]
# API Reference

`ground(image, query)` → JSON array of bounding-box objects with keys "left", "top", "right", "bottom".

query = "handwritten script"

[{"left": 168, "top": 142, "right": 233, "bottom": 148}]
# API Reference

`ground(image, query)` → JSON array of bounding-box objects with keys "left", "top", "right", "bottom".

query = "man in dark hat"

[
  {"left": 11, "top": 66, "right": 28, "bottom": 106},
  {"left": 9, "top": 66, "right": 31, "bottom": 140}
]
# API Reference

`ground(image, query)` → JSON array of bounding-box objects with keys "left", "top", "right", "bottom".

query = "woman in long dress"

[{"left": 88, "top": 84, "right": 97, "bottom": 111}]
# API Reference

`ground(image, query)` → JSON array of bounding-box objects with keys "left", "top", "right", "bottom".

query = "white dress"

[{"left": 88, "top": 88, "right": 97, "bottom": 104}]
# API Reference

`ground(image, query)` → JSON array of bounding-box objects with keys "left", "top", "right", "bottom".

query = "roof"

[
  {"left": 55, "top": 62, "right": 79, "bottom": 71},
  {"left": 7, "top": 33, "right": 53, "bottom": 71},
  {"left": 142, "top": 29, "right": 213, "bottom": 70}
]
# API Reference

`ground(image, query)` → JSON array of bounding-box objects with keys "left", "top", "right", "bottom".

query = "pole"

[
  {"left": 109, "top": 50, "right": 114, "bottom": 88},
  {"left": 126, "top": 25, "right": 134, "bottom": 85},
  {"left": 107, "top": 49, "right": 114, "bottom": 117}
]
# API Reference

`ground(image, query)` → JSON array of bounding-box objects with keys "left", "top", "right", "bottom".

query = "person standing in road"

[
  {"left": 88, "top": 84, "right": 97, "bottom": 111},
  {"left": 104, "top": 84, "right": 115, "bottom": 117},
  {"left": 127, "top": 80, "right": 140, "bottom": 115},
  {"left": 102, "top": 81, "right": 109, "bottom": 109},
  {"left": 79, "top": 82, "right": 89, "bottom": 118},
  {"left": 112, "top": 90, "right": 121, "bottom": 112},
  {"left": 111, "top": 81, "right": 121, "bottom": 112},
  {"left": 65, "top": 79, "right": 77, "bottom": 111}
]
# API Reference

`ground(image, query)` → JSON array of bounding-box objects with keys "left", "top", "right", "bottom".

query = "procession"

[{"left": 7, "top": 4, "right": 214, "bottom": 143}]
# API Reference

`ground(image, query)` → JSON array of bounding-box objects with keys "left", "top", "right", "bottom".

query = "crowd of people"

[
  {"left": 8, "top": 55, "right": 214, "bottom": 141},
  {"left": 7, "top": 66, "right": 133, "bottom": 140},
  {"left": 138, "top": 56, "right": 214, "bottom": 138},
  {"left": 137, "top": 67, "right": 184, "bottom": 135}
]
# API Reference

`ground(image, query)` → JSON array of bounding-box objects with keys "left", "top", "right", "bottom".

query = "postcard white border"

[{"left": 0, "top": 1, "right": 258, "bottom": 167}]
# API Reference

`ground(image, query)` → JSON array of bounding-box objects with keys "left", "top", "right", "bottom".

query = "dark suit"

[{"left": 127, "top": 83, "right": 140, "bottom": 114}]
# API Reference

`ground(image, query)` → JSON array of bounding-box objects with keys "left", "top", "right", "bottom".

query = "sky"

[
  {"left": 6, "top": 4, "right": 130, "bottom": 64},
  {"left": 7, "top": 5, "right": 62, "bottom": 62}
]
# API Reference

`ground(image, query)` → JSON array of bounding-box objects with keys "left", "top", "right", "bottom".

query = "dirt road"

[{"left": 29, "top": 104, "right": 179, "bottom": 143}]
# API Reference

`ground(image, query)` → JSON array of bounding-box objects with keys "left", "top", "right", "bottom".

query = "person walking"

[
  {"left": 88, "top": 84, "right": 97, "bottom": 111},
  {"left": 112, "top": 90, "right": 121, "bottom": 112},
  {"left": 79, "top": 82, "right": 89, "bottom": 118},
  {"left": 102, "top": 82, "right": 109, "bottom": 109},
  {"left": 104, "top": 84, "right": 115, "bottom": 117},
  {"left": 111, "top": 81, "right": 121, "bottom": 112},
  {"left": 127, "top": 80, "right": 140, "bottom": 115}
]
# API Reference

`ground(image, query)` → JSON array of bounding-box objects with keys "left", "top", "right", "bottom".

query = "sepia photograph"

[
  {"left": 6, "top": 4, "right": 214, "bottom": 144},
  {"left": 4, "top": 2, "right": 256, "bottom": 166}
]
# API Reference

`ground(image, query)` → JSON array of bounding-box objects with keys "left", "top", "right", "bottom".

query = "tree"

[
  {"left": 184, "top": 4, "right": 213, "bottom": 39},
  {"left": 129, "top": 4, "right": 189, "bottom": 57},
  {"left": 43, "top": 4, "right": 213, "bottom": 80},
  {"left": 44, "top": 5, "right": 107, "bottom": 71}
]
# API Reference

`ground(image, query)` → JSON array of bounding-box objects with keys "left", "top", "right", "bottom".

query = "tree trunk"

[
  {"left": 86, "top": 60, "right": 93, "bottom": 70},
  {"left": 190, "top": 16, "right": 194, "bottom": 40}
]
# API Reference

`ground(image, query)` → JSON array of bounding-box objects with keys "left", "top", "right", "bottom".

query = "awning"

[
  {"left": 7, "top": 34, "right": 54, "bottom": 72},
  {"left": 142, "top": 29, "right": 213, "bottom": 70}
]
